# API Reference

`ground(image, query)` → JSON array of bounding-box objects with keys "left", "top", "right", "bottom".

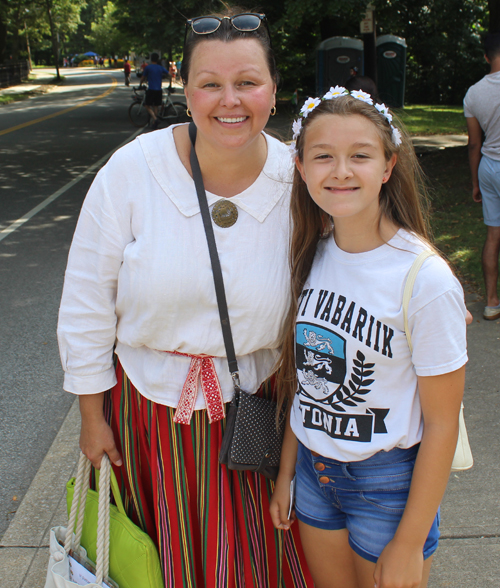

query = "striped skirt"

[{"left": 104, "top": 359, "right": 313, "bottom": 588}]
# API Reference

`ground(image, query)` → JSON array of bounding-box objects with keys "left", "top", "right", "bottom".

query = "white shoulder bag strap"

[{"left": 403, "top": 250, "right": 473, "bottom": 471}]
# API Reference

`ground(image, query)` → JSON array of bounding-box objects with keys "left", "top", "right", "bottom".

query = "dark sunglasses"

[
  {"left": 187, "top": 13, "right": 267, "bottom": 35},
  {"left": 184, "top": 13, "right": 271, "bottom": 50}
]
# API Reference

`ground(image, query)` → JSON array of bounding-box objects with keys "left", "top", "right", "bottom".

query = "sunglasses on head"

[
  {"left": 187, "top": 13, "right": 267, "bottom": 35},
  {"left": 184, "top": 13, "right": 272, "bottom": 51}
]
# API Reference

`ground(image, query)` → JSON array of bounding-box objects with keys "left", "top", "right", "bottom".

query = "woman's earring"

[
  {"left": 270, "top": 106, "right": 276, "bottom": 116},
  {"left": 186, "top": 109, "right": 192, "bottom": 117}
]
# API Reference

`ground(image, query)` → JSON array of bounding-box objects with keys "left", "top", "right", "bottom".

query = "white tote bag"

[
  {"left": 45, "top": 453, "right": 116, "bottom": 588},
  {"left": 403, "top": 250, "right": 473, "bottom": 472}
]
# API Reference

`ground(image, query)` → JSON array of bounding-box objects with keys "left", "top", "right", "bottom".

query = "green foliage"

[
  {"left": 1, "top": 0, "right": 86, "bottom": 62},
  {"left": 374, "top": 0, "right": 488, "bottom": 104},
  {"left": 421, "top": 146, "right": 484, "bottom": 292},
  {"left": 86, "top": 1, "right": 128, "bottom": 55}
]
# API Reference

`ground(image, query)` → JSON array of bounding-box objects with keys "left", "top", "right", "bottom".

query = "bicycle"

[{"left": 128, "top": 85, "right": 188, "bottom": 128}]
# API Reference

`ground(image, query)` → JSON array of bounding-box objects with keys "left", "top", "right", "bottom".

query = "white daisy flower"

[
  {"left": 375, "top": 103, "right": 392, "bottom": 123},
  {"left": 391, "top": 126, "right": 402, "bottom": 146},
  {"left": 350, "top": 90, "right": 374, "bottom": 105},
  {"left": 289, "top": 141, "right": 297, "bottom": 155},
  {"left": 292, "top": 118, "right": 302, "bottom": 139},
  {"left": 300, "top": 97, "right": 321, "bottom": 118},
  {"left": 323, "top": 85, "right": 348, "bottom": 100}
]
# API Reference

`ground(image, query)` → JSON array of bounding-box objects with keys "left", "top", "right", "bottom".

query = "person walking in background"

[
  {"left": 169, "top": 60, "right": 177, "bottom": 82},
  {"left": 140, "top": 52, "right": 170, "bottom": 129},
  {"left": 123, "top": 58, "right": 131, "bottom": 86},
  {"left": 464, "top": 32, "right": 500, "bottom": 321}
]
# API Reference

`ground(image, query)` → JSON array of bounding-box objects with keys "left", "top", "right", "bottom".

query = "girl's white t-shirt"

[{"left": 290, "top": 229, "right": 468, "bottom": 463}]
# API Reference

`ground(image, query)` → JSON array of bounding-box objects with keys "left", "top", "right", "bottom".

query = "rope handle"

[
  {"left": 403, "top": 250, "right": 435, "bottom": 353},
  {"left": 64, "top": 452, "right": 111, "bottom": 586}
]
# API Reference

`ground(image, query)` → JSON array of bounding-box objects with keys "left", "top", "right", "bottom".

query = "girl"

[{"left": 270, "top": 89, "right": 467, "bottom": 588}]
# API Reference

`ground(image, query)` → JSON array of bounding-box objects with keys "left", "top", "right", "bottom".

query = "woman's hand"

[
  {"left": 269, "top": 472, "right": 295, "bottom": 531},
  {"left": 79, "top": 394, "right": 122, "bottom": 469},
  {"left": 374, "top": 539, "right": 424, "bottom": 588}
]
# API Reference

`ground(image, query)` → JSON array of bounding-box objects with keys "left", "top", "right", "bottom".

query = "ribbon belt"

[{"left": 170, "top": 351, "right": 226, "bottom": 425}]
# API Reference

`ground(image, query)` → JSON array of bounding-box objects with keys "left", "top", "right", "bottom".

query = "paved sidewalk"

[
  {"left": 0, "top": 68, "right": 59, "bottom": 97},
  {"left": 1, "top": 287, "right": 498, "bottom": 587}
]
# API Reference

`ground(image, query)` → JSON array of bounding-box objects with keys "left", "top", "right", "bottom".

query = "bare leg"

[
  {"left": 145, "top": 105, "right": 156, "bottom": 122},
  {"left": 298, "top": 521, "right": 358, "bottom": 588},
  {"left": 483, "top": 226, "right": 500, "bottom": 308}
]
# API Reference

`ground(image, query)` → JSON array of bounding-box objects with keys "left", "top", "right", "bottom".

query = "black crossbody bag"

[{"left": 188, "top": 122, "right": 285, "bottom": 481}]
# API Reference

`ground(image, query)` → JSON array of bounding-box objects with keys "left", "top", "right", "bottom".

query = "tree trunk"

[
  {"left": 25, "top": 22, "right": 32, "bottom": 71},
  {"left": 44, "top": 0, "right": 60, "bottom": 80},
  {"left": 489, "top": 0, "right": 500, "bottom": 33},
  {"left": 0, "top": 10, "right": 7, "bottom": 61}
]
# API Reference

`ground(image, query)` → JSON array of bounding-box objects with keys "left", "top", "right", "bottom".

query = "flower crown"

[{"left": 290, "top": 86, "right": 402, "bottom": 154}]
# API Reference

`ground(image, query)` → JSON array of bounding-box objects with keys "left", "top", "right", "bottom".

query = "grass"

[
  {"left": 420, "top": 146, "right": 484, "bottom": 294},
  {"left": 0, "top": 75, "right": 62, "bottom": 105},
  {"left": 396, "top": 105, "right": 467, "bottom": 136},
  {"left": 0, "top": 92, "right": 33, "bottom": 104}
]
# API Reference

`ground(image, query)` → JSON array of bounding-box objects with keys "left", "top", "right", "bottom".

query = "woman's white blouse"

[{"left": 57, "top": 126, "right": 294, "bottom": 409}]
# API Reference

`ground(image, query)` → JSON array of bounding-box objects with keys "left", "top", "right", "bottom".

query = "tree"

[
  {"left": 374, "top": 0, "right": 487, "bottom": 103},
  {"left": 86, "top": 1, "right": 128, "bottom": 56},
  {"left": 489, "top": 0, "right": 500, "bottom": 31},
  {"left": 38, "top": 0, "right": 86, "bottom": 79}
]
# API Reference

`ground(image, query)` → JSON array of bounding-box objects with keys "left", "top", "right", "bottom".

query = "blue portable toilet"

[
  {"left": 316, "top": 37, "right": 364, "bottom": 96},
  {"left": 376, "top": 35, "right": 407, "bottom": 108}
]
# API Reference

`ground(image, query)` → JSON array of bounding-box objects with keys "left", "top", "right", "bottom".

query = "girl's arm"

[
  {"left": 270, "top": 417, "right": 298, "bottom": 530},
  {"left": 374, "top": 366, "right": 465, "bottom": 588}
]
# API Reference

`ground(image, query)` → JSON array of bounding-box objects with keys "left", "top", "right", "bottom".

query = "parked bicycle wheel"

[
  {"left": 128, "top": 101, "right": 150, "bottom": 127},
  {"left": 158, "top": 102, "right": 188, "bottom": 125}
]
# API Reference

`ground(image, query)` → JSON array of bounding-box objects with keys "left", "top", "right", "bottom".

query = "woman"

[{"left": 57, "top": 8, "right": 313, "bottom": 588}]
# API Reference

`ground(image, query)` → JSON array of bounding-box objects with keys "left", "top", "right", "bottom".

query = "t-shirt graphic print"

[
  {"left": 296, "top": 321, "right": 388, "bottom": 445},
  {"left": 289, "top": 230, "right": 468, "bottom": 463}
]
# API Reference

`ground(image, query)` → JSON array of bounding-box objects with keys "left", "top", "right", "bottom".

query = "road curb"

[{"left": 0, "top": 399, "right": 80, "bottom": 588}]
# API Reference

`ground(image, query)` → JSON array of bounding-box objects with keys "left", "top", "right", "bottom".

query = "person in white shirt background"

[{"left": 464, "top": 32, "right": 500, "bottom": 322}]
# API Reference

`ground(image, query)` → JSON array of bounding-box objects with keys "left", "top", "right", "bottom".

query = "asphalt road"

[{"left": 0, "top": 68, "right": 170, "bottom": 536}]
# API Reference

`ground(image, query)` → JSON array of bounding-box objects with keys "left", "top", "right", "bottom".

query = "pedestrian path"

[
  {"left": 0, "top": 68, "right": 59, "bottom": 96},
  {"left": 1, "top": 287, "right": 498, "bottom": 587}
]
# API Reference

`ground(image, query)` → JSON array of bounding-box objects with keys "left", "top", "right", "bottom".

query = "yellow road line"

[{"left": 0, "top": 76, "right": 118, "bottom": 137}]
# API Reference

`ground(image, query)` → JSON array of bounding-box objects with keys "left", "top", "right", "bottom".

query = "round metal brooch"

[{"left": 211, "top": 199, "right": 238, "bottom": 228}]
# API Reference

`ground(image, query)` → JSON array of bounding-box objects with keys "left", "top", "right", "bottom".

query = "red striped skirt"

[{"left": 104, "top": 359, "right": 313, "bottom": 588}]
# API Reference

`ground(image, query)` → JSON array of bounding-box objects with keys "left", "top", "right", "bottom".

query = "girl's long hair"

[{"left": 276, "top": 95, "right": 432, "bottom": 410}]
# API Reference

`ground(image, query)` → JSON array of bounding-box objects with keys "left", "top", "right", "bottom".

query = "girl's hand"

[
  {"left": 374, "top": 539, "right": 424, "bottom": 588},
  {"left": 269, "top": 472, "right": 296, "bottom": 531},
  {"left": 79, "top": 394, "right": 122, "bottom": 469}
]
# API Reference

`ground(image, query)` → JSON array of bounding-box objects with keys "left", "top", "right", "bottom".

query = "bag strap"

[
  {"left": 188, "top": 122, "right": 240, "bottom": 390},
  {"left": 65, "top": 452, "right": 111, "bottom": 586},
  {"left": 403, "top": 250, "right": 435, "bottom": 353}
]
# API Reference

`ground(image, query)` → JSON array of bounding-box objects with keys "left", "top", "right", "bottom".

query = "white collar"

[{"left": 138, "top": 124, "right": 292, "bottom": 223}]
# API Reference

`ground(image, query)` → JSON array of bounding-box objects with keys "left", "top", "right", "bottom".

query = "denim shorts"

[
  {"left": 479, "top": 155, "right": 500, "bottom": 226},
  {"left": 294, "top": 442, "right": 440, "bottom": 563}
]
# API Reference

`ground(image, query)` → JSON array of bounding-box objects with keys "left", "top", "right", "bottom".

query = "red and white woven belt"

[{"left": 169, "top": 350, "right": 226, "bottom": 425}]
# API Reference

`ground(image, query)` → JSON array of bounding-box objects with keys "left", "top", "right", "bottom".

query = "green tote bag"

[{"left": 66, "top": 453, "right": 163, "bottom": 588}]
